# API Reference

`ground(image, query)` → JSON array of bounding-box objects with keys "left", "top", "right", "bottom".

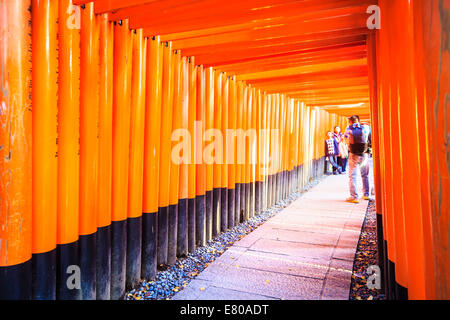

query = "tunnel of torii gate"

[{"left": 0, "top": 0, "right": 448, "bottom": 301}]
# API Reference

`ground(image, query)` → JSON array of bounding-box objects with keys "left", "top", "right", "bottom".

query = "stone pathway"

[{"left": 172, "top": 173, "right": 369, "bottom": 300}]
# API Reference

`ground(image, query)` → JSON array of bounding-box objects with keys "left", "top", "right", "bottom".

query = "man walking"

[{"left": 344, "top": 115, "right": 371, "bottom": 203}]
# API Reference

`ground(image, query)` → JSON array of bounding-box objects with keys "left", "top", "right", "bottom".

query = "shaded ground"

[{"left": 349, "top": 200, "right": 385, "bottom": 300}]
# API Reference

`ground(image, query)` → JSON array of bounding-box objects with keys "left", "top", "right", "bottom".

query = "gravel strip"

[
  {"left": 349, "top": 200, "right": 385, "bottom": 300},
  {"left": 126, "top": 178, "right": 324, "bottom": 300}
]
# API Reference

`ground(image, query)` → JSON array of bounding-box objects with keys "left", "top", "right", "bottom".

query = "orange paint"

[
  {"left": 159, "top": 41, "right": 174, "bottom": 208},
  {"left": 98, "top": 13, "right": 114, "bottom": 228},
  {"left": 111, "top": 19, "right": 132, "bottom": 222},
  {"left": 32, "top": 0, "right": 58, "bottom": 252},
  {"left": 142, "top": 35, "right": 163, "bottom": 214},
  {"left": 196, "top": 65, "right": 206, "bottom": 196},
  {"left": 169, "top": 51, "right": 182, "bottom": 206},
  {"left": 57, "top": 0, "right": 80, "bottom": 245},
  {"left": 0, "top": 0, "right": 32, "bottom": 265},
  {"left": 128, "top": 29, "right": 147, "bottom": 218}
]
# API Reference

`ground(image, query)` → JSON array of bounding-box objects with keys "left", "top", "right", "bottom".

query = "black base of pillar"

[
  {"left": 376, "top": 213, "right": 385, "bottom": 293},
  {"left": 0, "top": 259, "right": 32, "bottom": 300},
  {"left": 57, "top": 241, "right": 80, "bottom": 300},
  {"left": 111, "top": 220, "right": 126, "bottom": 300},
  {"left": 188, "top": 198, "right": 196, "bottom": 253},
  {"left": 157, "top": 206, "right": 169, "bottom": 266},
  {"left": 245, "top": 183, "right": 251, "bottom": 220},
  {"left": 234, "top": 184, "right": 241, "bottom": 226},
  {"left": 395, "top": 282, "right": 408, "bottom": 300},
  {"left": 142, "top": 212, "right": 158, "bottom": 280},
  {"left": 220, "top": 188, "right": 228, "bottom": 232},
  {"left": 239, "top": 183, "right": 246, "bottom": 223},
  {"left": 196, "top": 195, "right": 206, "bottom": 247},
  {"left": 96, "top": 225, "right": 111, "bottom": 300},
  {"left": 126, "top": 216, "right": 142, "bottom": 291},
  {"left": 79, "top": 233, "right": 96, "bottom": 300},
  {"left": 205, "top": 190, "right": 213, "bottom": 242},
  {"left": 32, "top": 249, "right": 57, "bottom": 300},
  {"left": 255, "top": 181, "right": 261, "bottom": 216},
  {"left": 212, "top": 188, "right": 221, "bottom": 237},
  {"left": 177, "top": 199, "right": 188, "bottom": 257},
  {"left": 388, "top": 259, "right": 396, "bottom": 300},
  {"left": 168, "top": 204, "right": 178, "bottom": 265},
  {"left": 228, "top": 188, "right": 235, "bottom": 229}
]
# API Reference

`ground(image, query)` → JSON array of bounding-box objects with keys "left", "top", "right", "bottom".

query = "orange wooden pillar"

[
  {"left": 387, "top": 3, "right": 409, "bottom": 299},
  {"left": 212, "top": 71, "right": 223, "bottom": 237},
  {"left": 273, "top": 93, "right": 283, "bottom": 204},
  {"left": 411, "top": 0, "right": 437, "bottom": 299},
  {"left": 280, "top": 96, "right": 286, "bottom": 199},
  {"left": 126, "top": 28, "right": 146, "bottom": 290},
  {"left": 267, "top": 94, "right": 275, "bottom": 208},
  {"left": 260, "top": 92, "right": 269, "bottom": 211},
  {"left": 287, "top": 99, "right": 294, "bottom": 196},
  {"left": 158, "top": 41, "right": 174, "bottom": 264},
  {"left": 413, "top": 0, "right": 448, "bottom": 300},
  {"left": 204, "top": 67, "right": 215, "bottom": 241},
  {"left": 368, "top": 29, "right": 385, "bottom": 295},
  {"left": 176, "top": 56, "right": 190, "bottom": 257},
  {"left": 142, "top": 35, "right": 163, "bottom": 280},
  {"left": 377, "top": 10, "right": 397, "bottom": 298},
  {"left": 380, "top": 1, "right": 409, "bottom": 298},
  {"left": 298, "top": 103, "right": 306, "bottom": 190},
  {"left": 31, "top": 0, "right": 58, "bottom": 300},
  {"left": 308, "top": 107, "right": 316, "bottom": 183},
  {"left": 227, "top": 77, "right": 237, "bottom": 227},
  {"left": 195, "top": 65, "right": 207, "bottom": 247},
  {"left": 79, "top": 3, "right": 100, "bottom": 300},
  {"left": 168, "top": 50, "right": 182, "bottom": 265},
  {"left": 250, "top": 87, "right": 257, "bottom": 217},
  {"left": 56, "top": 0, "right": 81, "bottom": 300},
  {"left": 292, "top": 101, "right": 300, "bottom": 193},
  {"left": 187, "top": 57, "right": 197, "bottom": 252},
  {"left": 221, "top": 75, "right": 229, "bottom": 231},
  {"left": 97, "top": 12, "right": 114, "bottom": 300},
  {"left": 243, "top": 85, "right": 250, "bottom": 220},
  {"left": 0, "top": 0, "right": 33, "bottom": 300},
  {"left": 391, "top": 0, "right": 430, "bottom": 296},
  {"left": 111, "top": 18, "right": 132, "bottom": 300},
  {"left": 282, "top": 96, "right": 289, "bottom": 199},
  {"left": 235, "top": 81, "right": 245, "bottom": 223},
  {"left": 255, "top": 90, "right": 263, "bottom": 215}
]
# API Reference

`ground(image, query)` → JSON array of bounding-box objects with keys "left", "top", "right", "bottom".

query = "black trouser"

[
  {"left": 338, "top": 157, "right": 348, "bottom": 172},
  {"left": 328, "top": 156, "right": 340, "bottom": 174}
]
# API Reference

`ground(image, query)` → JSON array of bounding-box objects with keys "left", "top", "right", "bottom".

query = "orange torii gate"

[{"left": 0, "top": 0, "right": 448, "bottom": 300}]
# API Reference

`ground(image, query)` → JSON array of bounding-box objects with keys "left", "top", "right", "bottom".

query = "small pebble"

[{"left": 349, "top": 200, "right": 386, "bottom": 301}]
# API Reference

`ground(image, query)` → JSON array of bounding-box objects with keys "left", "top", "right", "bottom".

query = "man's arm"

[{"left": 344, "top": 126, "right": 351, "bottom": 139}]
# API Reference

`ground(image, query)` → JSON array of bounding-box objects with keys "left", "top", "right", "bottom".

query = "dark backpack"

[{"left": 349, "top": 126, "right": 367, "bottom": 155}]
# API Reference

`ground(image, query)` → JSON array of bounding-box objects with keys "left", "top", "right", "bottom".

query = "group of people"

[
  {"left": 325, "top": 115, "right": 372, "bottom": 204},
  {"left": 325, "top": 127, "right": 348, "bottom": 175}
]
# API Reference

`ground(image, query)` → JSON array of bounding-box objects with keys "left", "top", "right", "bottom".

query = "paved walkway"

[{"left": 173, "top": 173, "right": 370, "bottom": 300}]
